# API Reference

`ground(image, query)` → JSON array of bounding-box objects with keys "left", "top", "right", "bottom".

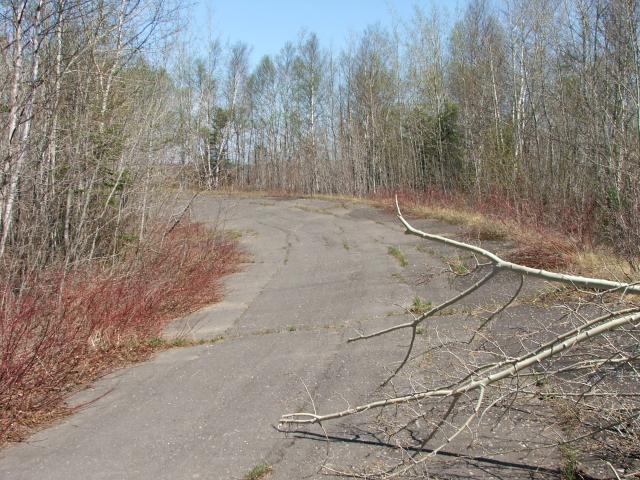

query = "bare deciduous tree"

[{"left": 0, "top": 0, "right": 182, "bottom": 278}]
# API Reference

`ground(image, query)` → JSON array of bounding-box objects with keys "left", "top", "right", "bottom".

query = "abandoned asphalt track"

[{"left": 0, "top": 196, "right": 560, "bottom": 479}]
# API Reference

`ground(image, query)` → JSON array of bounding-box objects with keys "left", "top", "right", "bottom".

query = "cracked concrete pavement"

[{"left": 0, "top": 196, "right": 562, "bottom": 479}]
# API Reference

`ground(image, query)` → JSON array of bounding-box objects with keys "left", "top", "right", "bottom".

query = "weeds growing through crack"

[
  {"left": 388, "top": 246, "right": 408, "bottom": 267},
  {"left": 560, "top": 445, "right": 579, "bottom": 480},
  {"left": 244, "top": 464, "right": 272, "bottom": 480},
  {"left": 409, "top": 297, "right": 432, "bottom": 315}
]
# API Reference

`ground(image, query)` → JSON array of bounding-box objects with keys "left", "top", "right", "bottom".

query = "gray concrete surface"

[{"left": 0, "top": 196, "right": 562, "bottom": 479}]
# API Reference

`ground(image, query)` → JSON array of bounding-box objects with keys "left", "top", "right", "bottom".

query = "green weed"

[
  {"left": 244, "top": 464, "right": 272, "bottom": 480},
  {"left": 409, "top": 297, "right": 432, "bottom": 315},
  {"left": 144, "top": 336, "right": 224, "bottom": 349},
  {"left": 448, "top": 258, "right": 469, "bottom": 275},
  {"left": 388, "top": 246, "right": 408, "bottom": 267},
  {"left": 560, "top": 445, "right": 578, "bottom": 480}
]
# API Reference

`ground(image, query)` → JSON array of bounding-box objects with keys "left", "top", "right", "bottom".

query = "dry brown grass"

[
  {"left": 407, "top": 204, "right": 509, "bottom": 241},
  {"left": 367, "top": 192, "right": 639, "bottom": 281},
  {"left": 505, "top": 232, "right": 576, "bottom": 270}
]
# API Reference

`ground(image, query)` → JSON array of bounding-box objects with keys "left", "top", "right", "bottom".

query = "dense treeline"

[
  {"left": 0, "top": 0, "right": 179, "bottom": 277},
  {"left": 1, "top": 0, "right": 639, "bottom": 271},
  {"left": 175, "top": 0, "right": 640, "bottom": 258}
]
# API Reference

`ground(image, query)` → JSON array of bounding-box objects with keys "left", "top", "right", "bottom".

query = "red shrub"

[{"left": 0, "top": 223, "right": 240, "bottom": 444}]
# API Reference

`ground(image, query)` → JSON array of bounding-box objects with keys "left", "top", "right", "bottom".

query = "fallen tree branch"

[
  {"left": 278, "top": 198, "right": 640, "bottom": 477},
  {"left": 394, "top": 196, "right": 640, "bottom": 294},
  {"left": 348, "top": 269, "right": 496, "bottom": 344},
  {"left": 279, "top": 310, "right": 640, "bottom": 427}
]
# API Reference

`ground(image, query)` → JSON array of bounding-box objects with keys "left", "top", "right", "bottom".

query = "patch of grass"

[
  {"left": 534, "top": 373, "right": 548, "bottom": 388},
  {"left": 415, "top": 326, "right": 425, "bottom": 335},
  {"left": 144, "top": 337, "right": 167, "bottom": 348},
  {"left": 388, "top": 246, "right": 408, "bottom": 267},
  {"left": 170, "top": 338, "right": 190, "bottom": 347},
  {"left": 398, "top": 198, "right": 572, "bottom": 269},
  {"left": 409, "top": 296, "right": 432, "bottom": 315},
  {"left": 572, "top": 248, "right": 638, "bottom": 282},
  {"left": 559, "top": 444, "right": 578, "bottom": 480},
  {"left": 407, "top": 205, "right": 507, "bottom": 241},
  {"left": 244, "top": 464, "right": 272, "bottom": 480},
  {"left": 144, "top": 336, "right": 225, "bottom": 349},
  {"left": 224, "top": 229, "right": 244, "bottom": 240},
  {"left": 447, "top": 257, "right": 470, "bottom": 276}
]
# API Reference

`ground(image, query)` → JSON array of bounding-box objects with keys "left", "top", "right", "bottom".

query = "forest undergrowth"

[{"left": 0, "top": 221, "right": 241, "bottom": 445}]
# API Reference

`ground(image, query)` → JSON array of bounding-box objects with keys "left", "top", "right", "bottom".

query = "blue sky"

[{"left": 188, "top": 1, "right": 469, "bottom": 64}]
